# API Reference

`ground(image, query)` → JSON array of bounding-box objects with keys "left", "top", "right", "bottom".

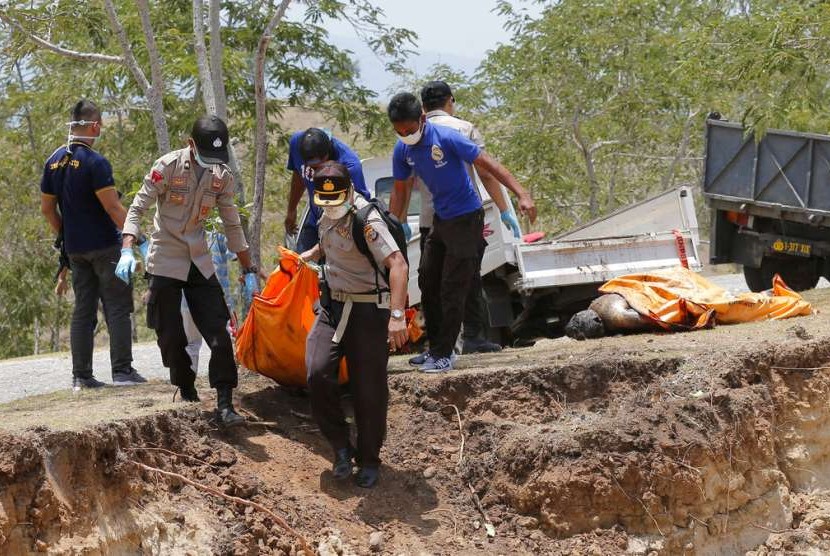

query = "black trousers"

[
  {"left": 419, "top": 226, "right": 488, "bottom": 342},
  {"left": 306, "top": 300, "right": 390, "bottom": 467},
  {"left": 68, "top": 245, "right": 134, "bottom": 378},
  {"left": 147, "top": 264, "right": 237, "bottom": 389},
  {"left": 418, "top": 209, "right": 485, "bottom": 358}
]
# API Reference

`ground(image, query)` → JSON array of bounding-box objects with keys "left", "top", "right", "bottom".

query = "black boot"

[
  {"left": 355, "top": 466, "right": 380, "bottom": 488},
  {"left": 332, "top": 446, "right": 354, "bottom": 479},
  {"left": 216, "top": 386, "right": 244, "bottom": 427},
  {"left": 179, "top": 384, "right": 200, "bottom": 402}
]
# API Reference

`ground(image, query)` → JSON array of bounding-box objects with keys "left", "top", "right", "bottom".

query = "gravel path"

[{"left": 0, "top": 341, "right": 211, "bottom": 405}]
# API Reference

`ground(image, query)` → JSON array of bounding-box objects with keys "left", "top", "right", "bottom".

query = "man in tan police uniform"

[
  {"left": 117, "top": 115, "right": 259, "bottom": 427},
  {"left": 301, "top": 161, "right": 409, "bottom": 489}
]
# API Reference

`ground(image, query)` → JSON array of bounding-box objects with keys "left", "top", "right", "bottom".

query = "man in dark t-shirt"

[{"left": 40, "top": 99, "right": 146, "bottom": 390}]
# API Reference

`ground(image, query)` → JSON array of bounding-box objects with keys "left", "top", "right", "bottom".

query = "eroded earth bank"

[{"left": 5, "top": 289, "right": 830, "bottom": 555}]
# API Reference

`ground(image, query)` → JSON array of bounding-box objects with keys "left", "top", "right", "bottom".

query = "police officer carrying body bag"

[
  {"left": 300, "top": 161, "right": 409, "bottom": 488},
  {"left": 118, "top": 115, "right": 262, "bottom": 427}
]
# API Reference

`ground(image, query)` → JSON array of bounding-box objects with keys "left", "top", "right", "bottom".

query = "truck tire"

[{"left": 743, "top": 257, "right": 820, "bottom": 292}]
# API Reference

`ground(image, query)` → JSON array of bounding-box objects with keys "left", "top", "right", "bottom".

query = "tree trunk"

[
  {"left": 192, "top": 0, "right": 217, "bottom": 115},
  {"left": 193, "top": 0, "right": 247, "bottom": 206},
  {"left": 135, "top": 0, "right": 170, "bottom": 154},
  {"left": 50, "top": 303, "right": 61, "bottom": 353},
  {"left": 606, "top": 156, "right": 620, "bottom": 212},
  {"left": 661, "top": 109, "right": 699, "bottom": 191},
  {"left": 33, "top": 315, "right": 39, "bottom": 355},
  {"left": 103, "top": 0, "right": 170, "bottom": 153},
  {"left": 14, "top": 61, "right": 38, "bottom": 157},
  {"left": 572, "top": 112, "right": 600, "bottom": 218},
  {"left": 251, "top": 0, "right": 292, "bottom": 267},
  {"left": 209, "top": 0, "right": 228, "bottom": 121}
]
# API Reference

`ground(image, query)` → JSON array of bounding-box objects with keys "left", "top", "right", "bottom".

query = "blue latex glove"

[
  {"left": 115, "top": 247, "right": 136, "bottom": 284},
  {"left": 243, "top": 273, "right": 259, "bottom": 303},
  {"left": 501, "top": 210, "right": 521, "bottom": 239},
  {"left": 138, "top": 240, "right": 149, "bottom": 263},
  {"left": 402, "top": 222, "right": 412, "bottom": 241}
]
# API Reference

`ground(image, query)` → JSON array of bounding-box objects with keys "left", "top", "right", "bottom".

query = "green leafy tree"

[{"left": 0, "top": 0, "right": 414, "bottom": 357}]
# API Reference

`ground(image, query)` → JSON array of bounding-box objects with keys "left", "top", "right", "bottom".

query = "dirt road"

[
  {"left": 0, "top": 341, "right": 208, "bottom": 404},
  {"left": 3, "top": 278, "right": 830, "bottom": 554},
  {"left": 2, "top": 272, "right": 810, "bottom": 405}
]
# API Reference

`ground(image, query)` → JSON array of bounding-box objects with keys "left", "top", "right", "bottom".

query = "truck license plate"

[{"left": 771, "top": 238, "right": 812, "bottom": 257}]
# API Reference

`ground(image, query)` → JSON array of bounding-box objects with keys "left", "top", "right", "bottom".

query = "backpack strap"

[{"left": 351, "top": 202, "right": 389, "bottom": 299}]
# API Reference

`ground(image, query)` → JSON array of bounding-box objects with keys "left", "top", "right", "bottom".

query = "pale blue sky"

[{"left": 286, "top": 0, "right": 543, "bottom": 93}]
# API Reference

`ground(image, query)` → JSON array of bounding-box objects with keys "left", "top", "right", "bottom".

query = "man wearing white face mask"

[
  {"left": 387, "top": 93, "right": 536, "bottom": 373},
  {"left": 300, "top": 161, "right": 408, "bottom": 489},
  {"left": 118, "top": 115, "right": 259, "bottom": 427},
  {"left": 40, "top": 99, "right": 147, "bottom": 390}
]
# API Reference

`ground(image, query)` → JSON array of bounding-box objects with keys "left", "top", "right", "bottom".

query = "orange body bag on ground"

[
  {"left": 598, "top": 266, "right": 813, "bottom": 330},
  {"left": 236, "top": 247, "right": 347, "bottom": 386}
]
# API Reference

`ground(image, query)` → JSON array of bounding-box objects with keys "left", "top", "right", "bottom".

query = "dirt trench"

[
  {"left": 389, "top": 331, "right": 830, "bottom": 554},
  {"left": 4, "top": 307, "right": 830, "bottom": 554}
]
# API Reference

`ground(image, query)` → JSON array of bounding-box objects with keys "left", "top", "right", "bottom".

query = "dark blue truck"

[{"left": 704, "top": 116, "right": 830, "bottom": 291}]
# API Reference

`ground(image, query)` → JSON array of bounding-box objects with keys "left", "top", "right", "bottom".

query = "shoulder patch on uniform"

[
  {"left": 151, "top": 169, "right": 163, "bottom": 184},
  {"left": 364, "top": 224, "right": 378, "bottom": 243}
]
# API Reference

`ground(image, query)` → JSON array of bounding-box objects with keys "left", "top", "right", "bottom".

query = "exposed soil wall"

[{"left": 4, "top": 310, "right": 830, "bottom": 554}]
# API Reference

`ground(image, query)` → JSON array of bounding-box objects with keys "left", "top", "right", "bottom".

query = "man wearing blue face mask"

[{"left": 118, "top": 115, "right": 260, "bottom": 427}]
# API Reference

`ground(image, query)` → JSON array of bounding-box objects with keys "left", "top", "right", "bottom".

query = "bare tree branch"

[
  {"left": 209, "top": 0, "right": 228, "bottom": 121},
  {"left": 14, "top": 61, "right": 37, "bottom": 157},
  {"left": 0, "top": 12, "right": 123, "bottom": 63},
  {"left": 251, "top": 0, "right": 292, "bottom": 268},
  {"left": 135, "top": 0, "right": 171, "bottom": 154},
  {"left": 192, "top": 0, "right": 217, "bottom": 115},
  {"left": 103, "top": 0, "right": 170, "bottom": 153},
  {"left": 572, "top": 110, "right": 601, "bottom": 218},
  {"left": 589, "top": 140, "right": 621, "bottom": 153},
  {"left": 661, "top": 108, "right": 700, "bottom": 192},
  {"left": 195, "top": 0, "right": 246, "bottom": 206}
]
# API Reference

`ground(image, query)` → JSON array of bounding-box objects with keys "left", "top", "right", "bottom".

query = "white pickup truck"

[{"left": 297, "top": 157, "right": 702, "bottom": 341}]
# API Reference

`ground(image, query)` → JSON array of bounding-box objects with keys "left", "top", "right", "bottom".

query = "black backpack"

[{"left": 351, "top": 198, "right": 409, "bottom": 288}]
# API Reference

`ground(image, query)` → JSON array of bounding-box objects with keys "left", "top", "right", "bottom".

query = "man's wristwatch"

[
  {"left": 242, "top": 265, "right": 259, "bottom": 275},
  {"left": 390, "top": 309, "right": 405, "bottom": 321}
]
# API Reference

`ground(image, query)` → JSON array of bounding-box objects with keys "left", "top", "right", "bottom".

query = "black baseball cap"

[
  {"left": 420, "top": 81, "right": 454, "bottom": 108},
  {"left": 312, "top": 161, "right": 351, "bottom": 206},
  {"left": 299, "top": 128, "right": 334, "bottom": 164},
  {"left": 191, "top": 115, "right": 230, "bottom": 164}
]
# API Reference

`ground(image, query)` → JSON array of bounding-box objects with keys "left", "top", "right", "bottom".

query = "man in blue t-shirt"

[
  {"left": 284, "top": 128, "right": 370, "bottom": 253},
  {"left": 40, "top": 99, "right": 146, "bottom": 390},
  {"left": 388, "top": 92, "right": 537, "bottom": 373}
]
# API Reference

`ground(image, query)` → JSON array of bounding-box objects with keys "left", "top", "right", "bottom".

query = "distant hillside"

[{"left": 329, "top": 34, "right": 488, "bottom": 96}]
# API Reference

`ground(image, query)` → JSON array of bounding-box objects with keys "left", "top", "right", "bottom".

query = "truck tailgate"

[
  {"left": 704, "top": 119, "right": 830, "bottom": 219},
  {"left": 515, "top": 186, "right": 702, "bottom": 291},
  {"left": 515, "top": 231, "right": 701, "bottom": 290}
]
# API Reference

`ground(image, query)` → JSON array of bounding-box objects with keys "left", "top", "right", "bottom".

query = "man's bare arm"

[
  {"left": 389, "top": 177, "right": 413, "bottom": 222},
  {"left": 40, "top": 194, "right": 61, "bottom": 234},
  {"left": 96, "top": 188, "right": 127, "bottom": 230},
  {"left": 473, "top": 152, "right": 537, "bottom": 222}
]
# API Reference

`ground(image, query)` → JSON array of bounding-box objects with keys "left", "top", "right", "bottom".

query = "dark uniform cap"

[
  {"left": 312, "top": 161, "right": 352, "bottom": 206},
  {"left": 191, "top": 115, "right": 230, "bottom": 164}
]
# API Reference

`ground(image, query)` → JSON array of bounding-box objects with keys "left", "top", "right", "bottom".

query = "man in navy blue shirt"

[
  {"left": 40, "top": 99, "right": 146, "bottom": 390},
  {"left": 284, "top": 128, "right": 370, "bottom": 252},
  {"left": 388, "top": 93, "right": 536, "bottom": 373}
]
